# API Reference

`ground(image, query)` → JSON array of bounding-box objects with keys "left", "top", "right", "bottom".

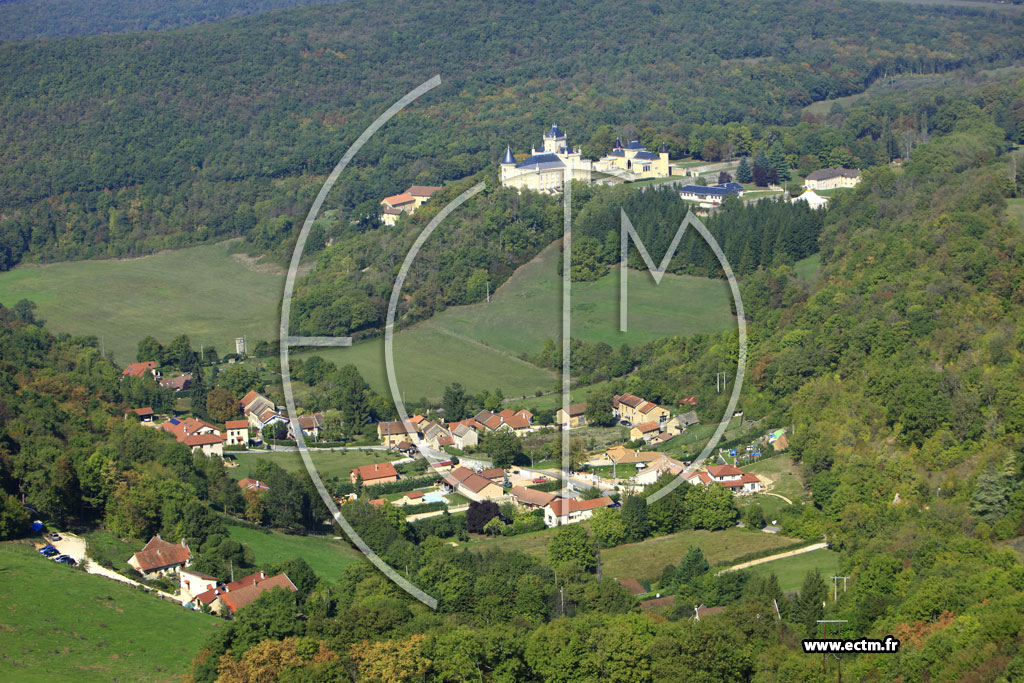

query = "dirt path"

[
  {"left": 44, "top": 532, "right": 180, "bottom": 602},
  {"left": 764, "top": 492, "right": 794, "bottom": 505},
  {"left": 716, "top": 541, "right": 828, "bottom": 575}
]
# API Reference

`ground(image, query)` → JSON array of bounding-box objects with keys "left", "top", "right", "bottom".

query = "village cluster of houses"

[
  {"left": 376, "top": 408, "right": 536, "bottom": 451},
  {"left": 612, "top": 392, "right": 700, "bottom": 445},
  {"left": 126, "top": 534, "right": 297, "bottom": 614}
]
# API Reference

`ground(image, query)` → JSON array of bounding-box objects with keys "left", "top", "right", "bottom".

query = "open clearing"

[
  {"left": 743, "top": 547, "right": 841, "bottom": 593},
  {"left": 0, "top": 542, "right": 218, "bottom": 682},
  {"left": 227, "top": 449, "right": 388, "bottom": 483},
  {"left": 459, "top": 525, "right": 799, "bottom": 582},
  {"left": 226, "top": 524, "right": 360, "bottom": 581},
  {"left": 300, "top": 240, "right": 734, "bottom": 400},
  {"left": 746, "top": 456, "right": 808, "bottom": 502},
  {"left": 0, "top": 241, "right": 283, "bottom": 364}
]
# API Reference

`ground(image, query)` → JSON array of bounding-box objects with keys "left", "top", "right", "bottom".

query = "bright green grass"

[
  {"left": 744, "top": 548, "right": 841, "bottom": 594},
  {"left": 0, "top": 241, "right": 284, "bottom": 364},
  {"left": 0, "top": 542, "right": 219, "bottom": 682},
  {"left": 227, "top": 450, "right": 387, "bottom": 483},
  {"left": 298, "top": 240, "right": 733, "bottom": 400},
  {"left": 226, "top": 524, "right": 359, "bottom": 582},
  {"left": 746, "top": 456, "right": 807, "bottom": 502},
  {"left": 793, "top": 253, "right": 822, "bottom": 282}
]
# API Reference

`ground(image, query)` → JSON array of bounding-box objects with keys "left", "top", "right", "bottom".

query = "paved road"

[{"left": 40, "top": 532, "right": 180, "bottom": 602}]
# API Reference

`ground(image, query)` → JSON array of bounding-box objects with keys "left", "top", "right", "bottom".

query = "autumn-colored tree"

[
  {"left": 217, "top": 636, "right": 338, "bottom": 682},
  {"left": 206, "top": 387, "right": 239, "bottom": 423},
  {"left": 350, "top": 634, "right": 431, "bottom": 683}
]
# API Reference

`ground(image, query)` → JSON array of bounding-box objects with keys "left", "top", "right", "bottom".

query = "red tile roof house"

[
  {"left": 287, "top": 413, "right": 324, "bottom": 441},
  {"left": 122, "top": 360, "right": 160, "bottom": 379},
  {"left": 159, "top": 373, "right": 192, "bottom": 392},
  {"left": 544, "top": 496, "right": 615, "bottom": 527},
  {"left": 127, "top": 535, "right": 192, "bottom": 578},
  {"left": 225, "top": 419, "right": 250, "bottom": 446},
  {"left": 350, "top": 462, "right": 399, "bottom": 486},
  {"left": 509, "top": 485, "right": 558, "bottom": 509},
  {"left": 160, "top": 417, "right": 226, "bottom": 457},
  {"left": 192, "top": 571, "right": 297, "bottom": 615},
  {"left": 127, "top": 407, "right": 155, "bottom": 422}
]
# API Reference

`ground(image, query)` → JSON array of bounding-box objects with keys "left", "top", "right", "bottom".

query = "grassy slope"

[
  {"left": 745, "top": 456, "right": 808, "bottom": 502},
  {"left": 792, "top": 253, "right": 821, "bottom": 283},
  {"left": 227, "top": 449, "right": 387, "bottom": 482},
  {"left": 0, "top": 542, "right": 219, "bottom": 682},
  {"left": 300, "top": 241, "right": 734, "bottom": 400},
  {"left": 0, "top": 241, "right": 283, "bottom": 364},
  {"left": 743, "top": 547, "right": 841, "bottom": 593},
  {"left": 226, "top": 525, "right": 360, "bottom": 582},
  {"left": 460, "top": 526, "right": 798, "bottom": 582}
]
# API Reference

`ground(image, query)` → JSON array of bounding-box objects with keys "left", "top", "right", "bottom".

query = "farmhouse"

[
  {"left": 450, "top": 423, "right": 479, "bottom": 450},
  {"left": 380, "top": 185, "right": 441, "bottom": 226},
  {"left": 184, "top": 432, "right": 225, "bottom": 457},
  {"left": 556, "top": 403, "right": 587, "bottom": 428},
  {"left": 544, "top": 496, "right": 615, "bottom": 527},
  {"left": 472, "top": 409, "right": 533, "bottom": 434},
  {"left": 500, "top": 125, "right": 595, "bottom": 193},
  {"left": 685, "top": 464, "right": 762, "bottom": 494},
  {"left": 241, "top": 391, "right": 288, "bottom": 435},
  {"left": 630, "top": 421, "right": 662, "bottom": 443},
  {"left": 287, "top": 413, "right": 324, "bottom": 441},
  {"left": 350, "top": 462, "right": 400, "bottom": 486},
  {"left": 804, "top": 167, "right": 861, "bottom": 190},
  {"left": 160, "top": 417, "right": 225, "bottom": 457},
  {"left": 613, "top": 394, "right": 670, "bottom": 427},
  {"left": 587, "top": 445, "right": 662, "bottom": 468},
  {"left": 159, "top": 373, "right": 192, "bottom": 391},
  {"left": 667, "top": 411, "right": 699, "bottom": 435},
  {"left": 377, "top": 418, "right": 423, "bottom": 447},
  {"left": 179, "top": 568, "right": 219, "bottom": 603},
  {"left": 192, "top": 571, "right": 297, "bottom": 614},
  {"left": 127, "top": 535, "right": 192, "bottom": 578}
]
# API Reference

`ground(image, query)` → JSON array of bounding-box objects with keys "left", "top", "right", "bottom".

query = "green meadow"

[
  {"left": 0, "top": 241, "right": 284, "bottom": 364},
  {"left": 743, "top": 547, "right": 841, "bottom": 594},
  {"left": 299, "top": 241, "right": 734, "bottom": 400},
  {"left": 226, "top": 525, "right": 360, "bottom": 581},
  {"left": 0, "top": 542, "right": 219, "bottom": 682}
]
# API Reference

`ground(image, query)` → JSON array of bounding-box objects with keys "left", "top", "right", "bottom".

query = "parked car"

[
  {"left": 54, "top": 555, "right": 77, "bottom": 565},
  {"left": 532, "top": 477, "right": 547, "bottom": 484},
  {"left": 38, "top": 544, "right": 56, "bottom": 554},
  {"left": 48, "top": 532, "right": 61, "bottom": 541},
  {"left": 41, "top": 548, "right": 60, "bottom": 557}
]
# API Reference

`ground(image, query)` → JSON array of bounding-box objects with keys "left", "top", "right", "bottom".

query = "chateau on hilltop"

[
  {"left": 500, "top": 125, "right": 673, "bottom": 192},
  {"left": 500, "top": 125, "right": 593, "bottom": 193}
]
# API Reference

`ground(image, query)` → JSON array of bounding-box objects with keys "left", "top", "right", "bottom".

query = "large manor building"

[{"left": 500, "top": 125, "right": 672, "bottom": 192}]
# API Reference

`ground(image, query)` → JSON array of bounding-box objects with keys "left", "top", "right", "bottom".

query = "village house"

[
  {"left": 123, "top": 360, "right": 160, "bottom": 379},
  {"left": 666, "top": 411, "right": 699, "bottom": 435},
  {"left": 350, "top": 462, "right": 400, "bottom": 486},
  {"left": 441, "top": 466, "right": 504, "bottom": 502},
  {"left": 613, "top": 393, "right": 670, "bottom": 427},
  {"left": 586, "top": 445, "right": 662, "bottom": 468},
  {"left": 450, "top": 422, "right": 479, "bottom": 450},
  {"left": 471, "top": 409, "right": 533, "bottom": 435},
  {"left": 159, "top": 417, "right": 226, "bottom": 457},
  {"left": 192, "top": 571, "right": 297, "bottom": 614},
  {"left": 241, "top": 390, "right": 288, "bottom": 436},
  {"left": 127, "top": 535, "right": 192, "bottom": 578},
  {"left": 804, "top": 167, "right": 861, "bottom": 191},
  {"left": 400, "top": 490, "right": 425, "bottom": 505},
  {"left": 556, "top": 402, "right": 587, "bottom": 428},
  {"left": 377, "top": 418, "right": 423, "bottom": 447},
  {"left": 634, "top": 457, "right": 687, "bottom": 486},
  {"left": 287, "top": 413, "right": 324, "bottom": 441},
  {"left": 159, "top": 373, "right": 192, "bottom": 391},
  {"left": 685, "top": 464, "right": 762, "bottom": 494},
  {"left": 179, "top": 568, "right": 219, "bottom": 603},
  {"left": 185, "top": 432, "right": 225, "bottom": 458},
  {"left": 544, "top": 496, "right": 615, "bottom": 527},
  {"left": 224, "top": 419, "right": 250, "bottom": 447},
  {"left": 508, "top": 485, "right": 558, "bottom": 510},
  {"left": 128, "top": 407, "right": 154, "bottom": 423}
]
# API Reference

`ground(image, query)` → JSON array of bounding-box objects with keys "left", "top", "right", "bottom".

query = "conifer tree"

[
  {"left": 768, "top": 143, "right": 791, "bottom": 181},
  {"left": 736, "top": 156, "right": 752, "bottom": 183}
]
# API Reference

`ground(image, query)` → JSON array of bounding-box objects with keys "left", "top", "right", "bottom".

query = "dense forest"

[{"left": 2, "top": 0, "right": 1023, "bottom": 274}]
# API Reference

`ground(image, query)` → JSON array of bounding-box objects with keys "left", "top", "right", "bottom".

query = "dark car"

[
  {"left": 54, "top": 555, "right": 77, "bottom": 566},
  {"left": 41, "top": 547, "right": 60, "bottom": 557}
]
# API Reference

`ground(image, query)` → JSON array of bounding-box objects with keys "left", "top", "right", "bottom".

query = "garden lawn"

[
  {"left": 226, "top": 524, "right": 360, "bottom": 582},
  {"left": 746, "top": 456, "right": 807, "bottom": 502},
  {"left": 0, "top": 542, "right": 219, "bottom": 682},
  {"left": 227, "top": 449, "right": 388, "bottom": 483}
]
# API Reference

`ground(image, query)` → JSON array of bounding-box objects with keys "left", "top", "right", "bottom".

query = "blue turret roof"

[
  {"left": 501, "top": 146, "right": 515, "bottom": 164},
  {"left": 545, "top": 124, "right": 565, "bottom": 139},
  {"left": 614, "top": 137, "right": 622, "bottom": 149}
]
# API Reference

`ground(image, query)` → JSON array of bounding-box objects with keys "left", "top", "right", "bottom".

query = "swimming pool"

[{"left": 422, "top": 492, "right": 448, "bottom": 504}]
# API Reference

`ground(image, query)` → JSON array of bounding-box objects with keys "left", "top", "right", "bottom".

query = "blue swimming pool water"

[{"left": 423, "top": 492, "right": 448, "bottom": 504}]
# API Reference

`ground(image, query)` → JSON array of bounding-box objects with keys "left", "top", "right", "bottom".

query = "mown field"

[
  {"left": 0, "top": 241, "right": 284, "bottom": 364},
  {"left": 0, "top": 542, "right": 219, "bottom": 682},
  {"left": 743, "top": 547, "right": 841, "bottom": 594},
  {"left": 746, "top": 456, "right": 807, "bottom": 503},
  {"left": 297, "top": 240, "right": 734, "bottom": 400},
  {"left": 227, "top": 449, "right": 388, "bottom": 483},
  {"left": 226, "top": 524, "right": 360, "bottom": 582},
  {"left": 459, "top": 525, "right": 799, "bottom": 583}
]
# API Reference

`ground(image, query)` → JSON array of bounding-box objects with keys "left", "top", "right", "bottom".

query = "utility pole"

[
  {"left": 831, "top": 576, "right": 851, "bottom": 601},
  {"left": 486, "top": 281, "right": 491, "bottom": 303},
  {"left": 817, "top": 620, "right": 848, "bottom": 682}
]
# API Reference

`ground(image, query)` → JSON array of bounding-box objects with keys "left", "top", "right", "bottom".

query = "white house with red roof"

[
  {"left": 225, "top": 419, "right": 250, "bottom": 446},
  {"left": 127, "top": 535, "right": 192, "bottom": 578},
  {"left": 191, "top": 571, "right": 297, "bottom": 614},
  {"left": 179, "top": 568, "right": 220, "bottom": 602},
  {"left": 159, "top": 417, "right": 225, "bottom": 457},
  {"left": 380, "top": 185, "right": 442, "bottom": 226},
  {"left": 685, "top": 464, "right": 762, "bottom": 494},
  {"left": 544, "top": 496, "right": 615, "bottom": 527},
  {"left": 123, "top": 360, "right": 160, "bottom": 379}
]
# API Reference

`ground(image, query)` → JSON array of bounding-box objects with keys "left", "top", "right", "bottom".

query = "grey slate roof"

[
  {"left": 515, "top": 153, "right": 565, "bottom": 170},
  {"left": 545, "top": 124, "right": 565, "bottom": 139},
  {"left": 501, "top": 146, "right": 515, "bottom": 164}
]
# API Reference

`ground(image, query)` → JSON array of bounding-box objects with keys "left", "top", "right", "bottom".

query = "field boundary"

[{"left": 716, "top": 541, "right": 828, "bottom": 575}]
